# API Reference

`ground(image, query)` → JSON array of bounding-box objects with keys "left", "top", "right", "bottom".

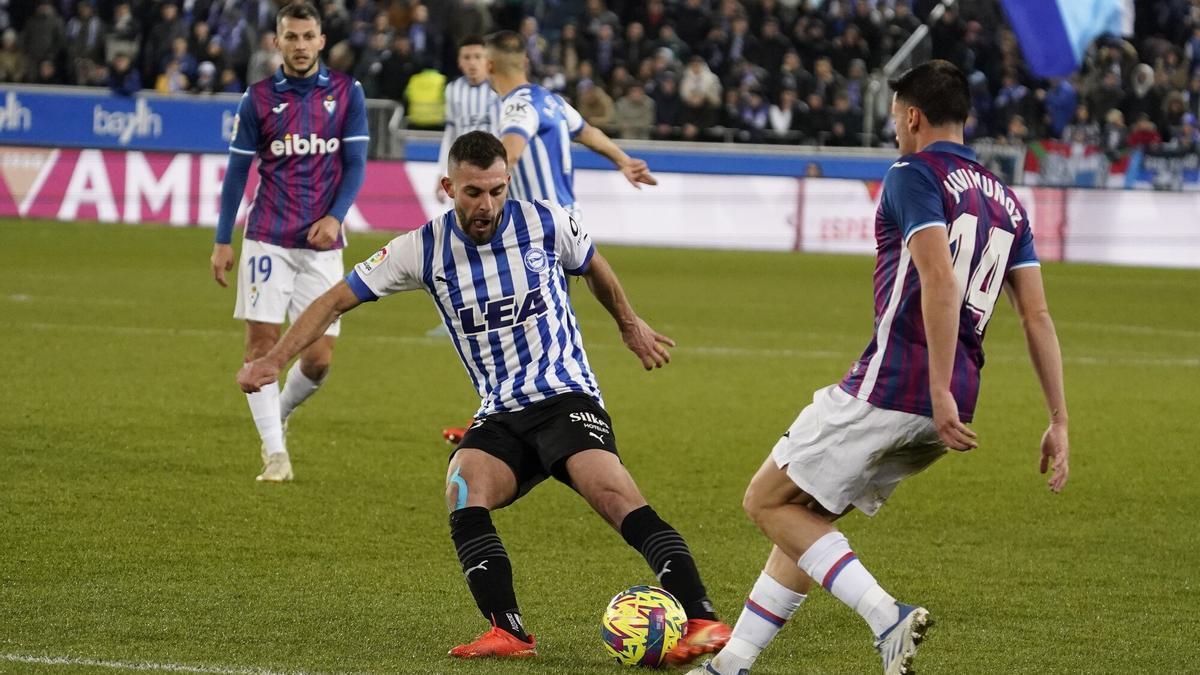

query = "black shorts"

[{"left": 453, "top": 393, "right": 620, "bottom": 502}]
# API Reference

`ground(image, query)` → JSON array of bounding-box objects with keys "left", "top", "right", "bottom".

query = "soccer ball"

[{"left": 600, "top": 585, "right": 687, "bottom": 667}]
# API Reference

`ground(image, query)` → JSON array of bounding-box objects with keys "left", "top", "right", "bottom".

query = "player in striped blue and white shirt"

[
  {"left": 237, "top": 132, "right": 731, "bottom": 664},
  {"left": 485, "top": 30, "right": 656, "bottom": 220},
  {"left": 433, "top": 35, "right": 500, "bottom": 205}
]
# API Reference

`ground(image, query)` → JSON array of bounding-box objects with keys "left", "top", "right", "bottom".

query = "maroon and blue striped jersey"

[
  {"left": 839, "top": 141, "right": 1040, "bottom": 422},
  {"left": 229, "top": 64, "right": 368, "bottom": 249}
]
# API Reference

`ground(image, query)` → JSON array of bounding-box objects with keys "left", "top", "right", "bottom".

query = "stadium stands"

[{"left": 1, "top": 0, "right": 1196, "bottom": 154}]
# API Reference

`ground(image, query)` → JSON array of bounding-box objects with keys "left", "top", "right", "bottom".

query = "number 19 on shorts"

[{"left": 247, "top": 255, "right": 272, "bottom": 283}]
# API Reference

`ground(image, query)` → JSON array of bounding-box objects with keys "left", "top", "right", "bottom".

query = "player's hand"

[
  {"left": 932, "top": 389, "right": 978, "bottom": 451},
  {"left": 435, "top": 180, "right": 448, "bottom": 203},
  {"left": 1039, "top": 422, "right": 1069, "bottom": 493},
  {"left": 211, "top": 243, "right": 234, "bottom": 287},
  {"left": 307, "top": 215, "right": 341, "bottom": 250},
  {"left": 619, "top": 158, "right": 657, "bottom": 189},
  {"left": 620, "top": 316, "right": 675, "bottom": 370},
  {"left": 238, "top": 357, "right": 281, "bottom": 393}
]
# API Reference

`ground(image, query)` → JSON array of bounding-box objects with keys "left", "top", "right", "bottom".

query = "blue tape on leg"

[{"left": 449, "top": 468, "right": 468, "bottom": 510}]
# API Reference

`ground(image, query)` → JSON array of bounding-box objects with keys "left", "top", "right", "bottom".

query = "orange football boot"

[
  {"left": 664, "top": 619, "right": 732, "bottom": 667},
  {"left": 448, "top": 626, "right": 537, "bottom": 659}
]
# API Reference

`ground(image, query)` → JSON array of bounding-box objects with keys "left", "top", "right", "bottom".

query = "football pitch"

[{"left": 2, "top": 219, "right": 1197, "bottom": 674}]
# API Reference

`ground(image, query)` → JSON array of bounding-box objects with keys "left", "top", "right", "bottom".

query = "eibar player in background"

[
  {"left": 238, "top": 131, "right": 731, "bottom": 666},
  {"left": 439, "top": 28, "right": 656, "bottom": 444},
  {"left": 691, "top": 60, "right": 1070, "bottom": 675},
  {"left": 209, "top": 1, "right": 368, "bottom": 482},
  {"left": 427, "top": 34, "right": 501, "bottom": 339}
]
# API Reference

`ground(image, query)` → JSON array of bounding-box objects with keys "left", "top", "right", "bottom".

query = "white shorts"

[
  {"left": 233, "top": 238, "right": 343, "bottom": 337},
  {"left": 771, "top": 384, "right": 947, "bottom": 516}
]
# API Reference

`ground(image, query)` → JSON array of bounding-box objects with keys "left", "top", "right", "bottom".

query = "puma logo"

[
  {"left": 588, "top": 431, "right": 606, "bottom": 444},
  {"left": 271, "top": 102, "right": 289, "bottom": 114},
  {"left": 465, "top": 560, "right": 488, "bottom": 577},
  {"left": 656, "top": 560, "right": 672, "bottom": 581}
]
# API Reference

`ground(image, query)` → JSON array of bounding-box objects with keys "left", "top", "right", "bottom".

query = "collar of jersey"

[
  {"left": 922, "top": 140, "right": 975, "bottom": 161},
  {"left": 447, "top": 200, "right": 513, "bottom": 247},
  {"left": 503, "top": 82, "right": 534, "bottom": 100},
  {"left": 272, "top": 63, "right": 330, "bottom": 93}
]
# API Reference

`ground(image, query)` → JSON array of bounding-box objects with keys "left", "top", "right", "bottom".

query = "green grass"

[{"left": 1, "top": 219, "right": 1197, "bottom": 674}]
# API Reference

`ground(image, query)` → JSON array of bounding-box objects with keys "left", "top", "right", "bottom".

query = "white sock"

[
  {"left": 716, "top": 572, "right": 806, "bottom": 671},
  {"left": 797, "top": 531, "right": 900, "bottom": 637},
  {"left": 279, "top": 361, "right": 325, "bottom": 423},
  {"left": 246, "top": 381, "right": 286, "bottom": 456}
]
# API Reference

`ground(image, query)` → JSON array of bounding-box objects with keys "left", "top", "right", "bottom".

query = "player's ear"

[
  {"left": 317, "top": 33, "right": 326, "bottom": 51},
  {"left": 441, "top": 176, "right": 454, "bottom": 199}
]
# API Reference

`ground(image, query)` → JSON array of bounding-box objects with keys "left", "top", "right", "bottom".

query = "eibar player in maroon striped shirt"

[
  {"left": 693, "top": 60, "right": 1070, "bottom": 675},
  {"left": 208, "top": 1, "right": 368, "bottom": 483}
]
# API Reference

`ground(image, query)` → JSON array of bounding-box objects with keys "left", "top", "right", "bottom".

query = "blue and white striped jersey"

[
  {"left": 499, "top": 83, "right": 586, "bottom": 209},
  {"left": 345, "top": 199, "right": 601, "bottom": 417},
  {"left": 437, "top": 77, "right": 501, "bottom": 174}
]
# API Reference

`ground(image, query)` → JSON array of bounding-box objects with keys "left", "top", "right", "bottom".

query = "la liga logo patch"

[{"left": 360, "top": 247, "right": 387, "bottom": 274}]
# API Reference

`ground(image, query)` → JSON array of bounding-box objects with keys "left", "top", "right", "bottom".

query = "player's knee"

[
  {"left": 585, "top": 483, "right": 642, "bottom": 527},
  {"left": 742, "top": 481, "right": 768, "bottom": 525},
  {"left": 300, "top": 356, "right": 331, "bottom": 381},
  {"left": 244, "top": 336, "right": 276, "bottom": 360},
  {"left": 446, "top": 468, "right": 471, "bottom": 511}
]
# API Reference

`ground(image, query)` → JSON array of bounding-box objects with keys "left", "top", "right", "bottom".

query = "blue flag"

[{"left": 1000, "top": 0, "right": 1126, "bottom": 78}]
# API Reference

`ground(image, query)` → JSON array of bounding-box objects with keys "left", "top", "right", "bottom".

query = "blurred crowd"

[{"left": 2, "top": 0, "right": 1200, "bottom": 152}]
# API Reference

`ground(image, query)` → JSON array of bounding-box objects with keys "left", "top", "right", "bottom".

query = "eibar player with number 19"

[
  {"left": 693, "top": 60, "right": 1071, "bottom": 675},
  {"left": 208, "top": 1, "right": 368, "bottom": 482}
]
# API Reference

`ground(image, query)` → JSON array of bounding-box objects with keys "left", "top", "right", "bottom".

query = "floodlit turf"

[{"left": 1, "top": 219, "right": 1197, "bottom": 675}]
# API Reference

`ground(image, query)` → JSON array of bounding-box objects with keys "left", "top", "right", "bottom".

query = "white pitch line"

[
  {"left": 0, "top": 653, "right": 322, "bottom": 675},
  {"left": 10, "top": 320, "right": 1199, "bottom": 368},
  {"left": 1060, "top": 320, "right": 1200, "bottom": 340}
]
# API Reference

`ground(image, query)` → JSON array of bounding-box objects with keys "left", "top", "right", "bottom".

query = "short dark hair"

[
  {"left": 459, "top": 35, "right": 485, "bottom": 50},
  {"left": 888, "top": 59, "right": 970, "bottom": 126},
  {"left": 448, "top": 131, "right": 507, "bottom": 171},
  {"left": 485, "top": 30, "right": 525, "bottom": 56},
  {"left": 276, "top": 1, "right": 321, "bottom": 29}
]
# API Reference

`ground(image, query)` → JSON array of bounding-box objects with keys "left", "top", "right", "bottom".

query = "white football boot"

[{"left": 874, "top": 603, "right": 931, "bottom": 675}]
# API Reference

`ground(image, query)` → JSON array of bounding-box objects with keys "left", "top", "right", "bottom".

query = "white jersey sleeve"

[
  {"left": 547, "top": 201, "right": 594, "bottom": 274},
  {"left": 350, "top": 231, "right": 424, "bottom": 298},
  {"left": 499, "top": 94, "right": 540, "bottom": 140},
  {"left": 561, "top": 99, "right": 585, "bottom": 138}
]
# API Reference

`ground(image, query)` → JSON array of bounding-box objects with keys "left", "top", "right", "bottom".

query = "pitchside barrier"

[{"left": 1, "top": 85, "right": 1196, "bottom": 269}]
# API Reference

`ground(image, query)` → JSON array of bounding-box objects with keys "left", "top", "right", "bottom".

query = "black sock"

[
  {"left": 449, "top": 506, "right": 529, "bottom": 641},
  {"left": 620, "top": 505, "right": 718, "bottom": 621}
]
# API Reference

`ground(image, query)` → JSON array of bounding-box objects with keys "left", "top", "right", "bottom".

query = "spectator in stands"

[
  {"left": 811, "top": 57, "right": 842, "bottom": 104},
  {"left": 245, "top": 32, "right": 278, "bottom": 86},
  {"left": 1161, "top": 91, "right": 1188, "bottom": 141},
  {"left": 520, "top": 16, "right": 548, "bottom": 76},
  {"left": 803, "top": 92, "right": 832, "bottom": 143},
  {"left": 377, "top": 34, "right": 419, "bottom": 102},
  {"left": 107, "top": 2, "right": 140, "bottom": 63},
  {"left": 583, "top": 0, "right": 619, "bottom": 39},
  {"left": 143, "top": 2, "right": 187, "bottom": 85},
  {"left": 0, "top": 28, "right": 26, "bottom": 82},
  {"left": 830, "top": 91, "right": 863, "bottom": 142},
  {"left": 1102, "top": 108, "right": 1128, "bottom": 155},
  {"left": 321, "top": 0, "right": 350, "bottom": 48},
  {"left": 653, "top": 75, "right": 682, "bottom": 139},
  {"left": 995, "top": 72, "right": 1035, "bottom": 135},
  {"left": 768, "top": 87, "right": 803, "bottom": 142},
  {"left": 680, "top": 54, "right": 722, "bottom": 132},
  {"left": 577, "top": 78, "right": 615, "bottom": 131},
  {"left": 675, "top": 0, "right": 710, "bottom": 46},
  {"left": 404, "top": 65, "right": 446, "bottom": 130},
  {"left": 108, "top": 51, "right": 140, "bottom": 95},
  {"left": 621, "top": 22, "right": 651, "bottom": 71},
  {"left": 1043, "top": 77, "right": 1077, "bottom": 139},
  {"left": 189, "top": 21, "right": 213, "bottom": 67},
  {"left": 65, "top": 1, "right": 106, "bottom": 69},
  {"left": 615, "top": 82, "right": 655, "bottom": 139},
  {"left": 448, "top": 0, "right": 492, "bottom": 53},
  {"left": 355, "top": 30, "right": 390, "bottom": 98},
  {"left": 1088, "top": 70, "right": 1124, "bottom": 124},
  {"left": 756, "top": 18, "right": 790, "bottom": 76},
  {"left": 21, "top": 0, "right": 65, "bottom": 82},
  {"left": 1005, "top": 114, "right": 1032, "bottom": 145},
  {"left": 591, "top": 22, "right": 619, "bottom": 81},
  {"left": 739, "top": 87, "right": 770, "bottom": 142},
  {"left": 1127, "top": 113, "right": 1163, "bottom": 148},
  {"left": 831, "top": 24, "right": 871, "bottom": 76},
  {"left": 655, "top": 24, "right": 688, "bottom": 61},
  {"left": 219, "top": 66, "right": 241, "bottom": 93},
  {"left": 1123, "top": 64, "right": 1164, "bottom": 126},
  {"left": 155, "top": 58, "right": 188, "bottom": 93},
  {"left": 843, "top": 58, "right": 868, "bottom": 111},
  {"left": 770, "top": 50, "right": 811, "bottom": 101},
  {"left": 192, "top": 60, "right": 217, "bottom": 94},
  {"left": 549, "top": 22, "right": 588, "bottom": 83},
  {"left": 35, "top": 58, "right": 61, "bottom": 85},
  {"left": 1170, "top": 113, "right": 1199, "bottom": 151},
  {"left": 348, "top": 0, "right": 375, "bottom": 50},
  {"left": 1063, "top": 104, "right": 1102, "bottom": 146},
  {"left": 718, "top": 88, "right": 744, "bottom": 140}
]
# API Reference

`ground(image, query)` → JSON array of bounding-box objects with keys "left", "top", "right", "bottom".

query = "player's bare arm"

[
  {"left": 581, "top": 251, "right": 674, "bottom": 370},
  {"left": 908, "top": 226, "right": 979, "bottom": 451},
  {"left": 501, "top": 132, "right": 528, "bottom": 170},
  {"left": 210, "top": 243, "right": 234, "bottom": 287},
  {"left": 238, "top": 281, "right": 362, "bottom": 392},
  {"left": 1005, "top": 267, "right": 1070, "bottom": 492},
  {"left": 574, "top": 124, "right": 657, "bottom": 188},
  {"left": 306, "top": 215, "right": 342, "bottom": 250}
]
